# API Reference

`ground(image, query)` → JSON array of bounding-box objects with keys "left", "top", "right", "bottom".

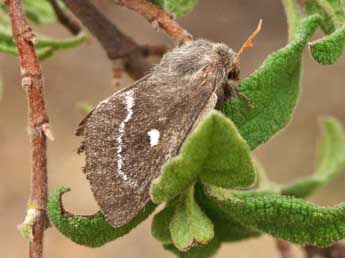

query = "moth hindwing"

[{"left": 78, "top": 39, "right": 239, "bottom": 227}]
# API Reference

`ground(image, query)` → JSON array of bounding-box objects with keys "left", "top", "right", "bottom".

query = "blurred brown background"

[{"left": 1, "top": 0, "right": 345, "bottom": 257}]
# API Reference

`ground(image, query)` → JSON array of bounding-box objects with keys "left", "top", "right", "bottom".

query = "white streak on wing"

[
  {"left": 116, "top": 91, "right": 137, "bottom": 186},
  {"left": 147, "top": 129, "right": 160, "bottom": 147}
]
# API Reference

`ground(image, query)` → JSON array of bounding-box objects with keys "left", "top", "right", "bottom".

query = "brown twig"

[
  {"left": 140, "top": 43, "right": 168, "bottom": 57},
  {"left": 305, "top": 242, "right": 345, "bottom": 258},
  {"left": 49, "top": 0, "right": 81, "bottom": 35},
  {"left": 276, "top": 239, "right": 295, "bottom": 258},
  {"left": 5, "top": 1, "right": 51, "bottom": 258},
  {"left": 62, "top": 0, "right": 155, "bottom": 80},
  {"left": 115, "top": 0, "right": 193, "bottom": 45}
]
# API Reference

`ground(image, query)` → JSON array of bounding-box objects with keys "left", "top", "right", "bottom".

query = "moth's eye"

[{"left": 228, "top": 68, "right": 240, "bottom": 80}]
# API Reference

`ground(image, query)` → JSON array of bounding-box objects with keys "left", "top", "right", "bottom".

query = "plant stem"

[
  {"left": 315, "top": 0, "right": 345, "bottom": 27},
  {"left": 305, "top": 242, "right": 345, "bottom": 258},
  {"left": 115, "top": 0, "right": 193, "bottom": 45},
  {"left": 282, "top": 0, "right": 302, "bottom": 42},
  {"left": 5, "top": 0, "right": 51, "bottom": 257},
  {"left": 62, "top": 0, "right": 151, "bottom": 80},
  {"left": 276, "top": 239, "right": 295, "bottom": 258},
  {"left": 49, "top": 0, "right": 81, "bottom": 35}
]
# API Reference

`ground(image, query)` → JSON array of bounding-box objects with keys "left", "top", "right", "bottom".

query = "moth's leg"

[
  {"left": 238, "top": 92, "right": 254, "bottom": 109},
  {"left": 215, "top": 82, "right": 233, "bottom": 109},
  {"left": 75, "top": 109, "right": 94, "bottom": 136},
  {"left": 77, "top": 140, "right": 86, "bottom": 154},
  {"left": 226, "top": 81, "right": 254, "bottom": 109}
]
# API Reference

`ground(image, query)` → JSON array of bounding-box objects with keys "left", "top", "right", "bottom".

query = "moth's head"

[
  {"left": 212, "top": 43, "right": 240, "bottom": 82},
  {"left": 152, "top": 39, "right": 240, "bottom": 83}
]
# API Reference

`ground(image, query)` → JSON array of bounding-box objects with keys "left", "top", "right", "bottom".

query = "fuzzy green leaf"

[
  {"left": 0, "top": 23, "right": 86, "bottom": 60},
  {"left": 309, "top": 25, "right": 345, "bottom": 64},
  {"left": 305, "top": 0, "right": 336, "bottom": 34},
  {"left": 303, "top": 0, "right": 345, "bottom": 64},
  {"left": 195, "top": 184, "right": 262, "bottom": 243},
  {"left": 282, "top": 117, "right": 345, "bottom": 198},
  {"left": 203, "top": 184, "right": 345, "bottom": 247},
  {"left": 223, "top": 15, "right": 321, "bottom": 150},
  {"left": 148, "top": 0, "right": 198, "bottom": 17},
  {"left": 282, "top": 0, "right": 303, "bottom": 42},
  {"left": 169, "top": 186, "right": 214, "bottom": 251},
  {"left": 164, "top": 237, "right": 221, "bottom": 258},
  {"left": 47, "top": 186, "right": 156, "bottom": 247},
  {"left": 150, "top": 111, "right": 256, "bottom": 204},
  {"left": 314, "top": 0, "right": 345, "bottom": 26},
  {"left": 151, "top": 201, "right": 176, "bottom": 244}
]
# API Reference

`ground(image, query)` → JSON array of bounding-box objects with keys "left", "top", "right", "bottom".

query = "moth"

[{"left": 77, "top": 20, "right": 262, "bottom": 228}]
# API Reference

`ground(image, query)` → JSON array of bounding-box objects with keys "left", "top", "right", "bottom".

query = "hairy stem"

[
  {"left": 282, "top": 0, "right": 302, "bottom": 42},
  {"left": 5, "top": 0, "right": 51, "bottom": 257},
  {"left": 315, "top": 0, "right": 345, "bottom": 27}
]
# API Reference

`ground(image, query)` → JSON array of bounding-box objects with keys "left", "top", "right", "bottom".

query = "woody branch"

[
  {"left": 61, "top": 0, "right": 167, "bottom": 80},
  {"left": 275, "top": 239, "right": 295, "bottom": 258},
  {"left": 58, "top": 0, "right": 191, "bottom": 80},
  {"left": 5, "top": 0, "right": 52, "bottom": 258},
  {"left": 115, "top": 0, "right": 193, "bottom": 45}
]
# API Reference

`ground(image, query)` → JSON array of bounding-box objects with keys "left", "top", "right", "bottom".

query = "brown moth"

[{"left": 77, "top": 20, "right": 262, "bottom": 228}]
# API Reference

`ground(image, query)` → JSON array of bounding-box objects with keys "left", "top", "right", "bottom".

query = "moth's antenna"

[{"left": 233, "top": 19, "right": 263, "bottom": 64}]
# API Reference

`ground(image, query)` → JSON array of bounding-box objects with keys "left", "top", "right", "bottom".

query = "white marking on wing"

[
  {"left": 116, "top": 91, "right": 137, "bottom": 187},
  {"left": 147, "top": 129, "right": 160, "bottom": 147}
]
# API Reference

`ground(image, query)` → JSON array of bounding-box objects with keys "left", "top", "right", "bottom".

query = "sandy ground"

[{"left": 1, "top": 0, "right": 345, "bottom": 257}]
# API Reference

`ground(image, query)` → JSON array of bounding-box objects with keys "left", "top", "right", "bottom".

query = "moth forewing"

[{"left": 79, "top": 39, "right": 238, "bottom": 228}]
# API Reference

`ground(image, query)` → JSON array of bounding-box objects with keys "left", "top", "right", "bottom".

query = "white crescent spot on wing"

[{"left": 147, "top": 129, "right": 160, "bottom": 147}]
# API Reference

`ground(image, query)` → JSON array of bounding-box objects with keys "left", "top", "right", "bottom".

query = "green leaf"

[
  {"left": 303, "top": 0, "right": 345, "bottom": 64},
  {"left": 164, "top": 237, "right": 221, "bottom": 258},
  {"left": 0, "top": 0, "right": 57, "bottom": 24},
  {"left": 314, "top": 0, "right": 345, "bottom": 26},
  {"left": 0, "top": 23, "right": 87, "bottom": 60},
  {"left": 252, "top": 159, "right": 275, "bottom": 190},
  {"left": 223, "top": 15, "right": 321, "bottom": 150},
  {"left": 151, "top": 201, "right": 176, "bottom": 244},
  {"left": 282, "top": 0, "right": 303, "bottom": 41},
  {"left": 309, "top": 25, "right": 345, "bottom": 64},
  {"left": 305, "top": 0, "right": 336, "bottom": 34},
  {"left": 195, "top": 184, "right": 262, "bottom": 243},
  {"left": 22, "top": 0, "right": 57, "bottom": 24},
  {"left": 169, "top": 186, "right": 214, "bottom": 251},
  {"left": 36, "top": 33, "right": 87, "bottom": 51},
  {"left": 148, "top": 0, "right": 198, "bottom": 17},
  {"left": 282, "top": 117, "right": 345, "bottom": 198},
  {"left": 47, "top": 186, "right": 156, "bottom": 247},
  {"left": 150, "top": 111, "right": 256, "bottom": 204},
  {"left": 203, "top": 184, "right": 345, "bottom": 247}
]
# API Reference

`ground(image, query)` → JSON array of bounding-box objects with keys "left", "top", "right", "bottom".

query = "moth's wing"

[
  {"left": 83, "top": 68, "right": 219, "bottom": 227},
  {"left": 76, "top": 82, "right": 139, "bottom": 137},
  {"left": 76, "top": 110, "right": 93, "bottom": 137},
  {"left": 76, "top": 83, "right": 144, "bottom": 152}
]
